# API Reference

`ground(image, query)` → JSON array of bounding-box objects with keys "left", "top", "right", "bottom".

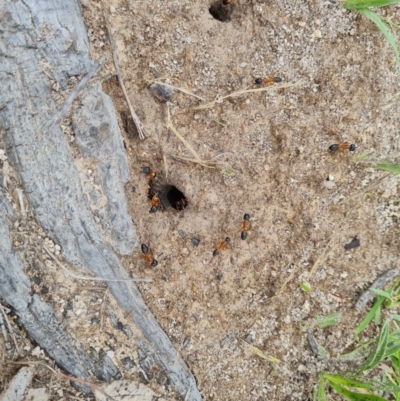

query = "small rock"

[
  {"left": 191, "top": 237, "right": 200, "bottom": 247},
  {"left": 327, "top": 174, "right": 334, "bottom": 181},
  {"left": 183, "top": 336, "right": 191, "bottom": 347},
  {"left": 240, "top": 62, "right": 247, "bottom": 68},
  {"left": 313, "top": 29, "right": 322, "bottom": 38},
  {"left": 149, "top": 83, "right": 174, "bottom": 102},
  {"left": 178, "top": 230, "right": 186, "bottom": 239},
  {"left": 110, "top": 5, "right": 116, "bottom": 13}
]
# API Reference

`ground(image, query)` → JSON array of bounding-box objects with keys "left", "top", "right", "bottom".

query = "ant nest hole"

[
  {"left": 148, "top": 183, "right": 188, "bottom": 211},
  {"left": 209, "top": 0, "right": 233, "bottom": 22}
]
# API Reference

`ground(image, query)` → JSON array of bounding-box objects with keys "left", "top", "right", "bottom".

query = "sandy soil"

[{"left": 2, "top": 0, "right": 400, "bottom": 400}]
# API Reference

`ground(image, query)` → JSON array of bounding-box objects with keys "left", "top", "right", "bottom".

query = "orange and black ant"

[
  {"left": 142, "top": 166, "right": 156, "bottom": 181},
  {"left": 176, "top": 198, "right": 187, "bottom": 211},
  {"left": 141, "top": 244, "right": 158, "bottom": 267},
  {"left": 213, "top": 237, "right": 230, "bottom": 257},
  {"left": 149, "top": 194, "right": 161, "bottom": 213},
  {"left": 241, "top": 213, "right": 251, "bottom": 240},
  {"left": 329, "top": 142, "right": 356, "bottom": 152},
  {"left": 255, "top": 76, "right": 282, "bottom": 85}
]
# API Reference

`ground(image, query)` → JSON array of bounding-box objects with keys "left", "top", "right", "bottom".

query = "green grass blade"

[
  {"left": 371, "top": 288, "right": 392, "bottom": 298},
  {"left": 360, "top": 319, "right": 390, "bottom": 371},
  {"left": 340, "top": 339, "right": 375, "bottom": 360},
  {"left": 343, "top": 0, "right": 400, "bottom": 9},
  {"left": 300, "top": 282, "right": 311, "bottom": 292},
  {"left": 358, "top": 9, "right": 400, "bottom": 74},
  {"left": 314, "top": 312, "right": 342, "bottom": 328},
  {"left": 315, "top": 374, "right": 327, "bottom": 401},
  {"left": 385, "top": 341, "right": 400, "bottom": 357},
  {"left": 329, "top": 381, "right": 388, "bottom": 400},
  {"left": 353, "top": 152, "right": 374, "bottom": 162},
  {"left": 355, "top": 296, "right": 385, "bottom": 334},
  {"left": 376, "top": 163, "right": 400, "bottom": 175},
  {"left": 323, "top": 373, "right": 377, "bottom": 389}
]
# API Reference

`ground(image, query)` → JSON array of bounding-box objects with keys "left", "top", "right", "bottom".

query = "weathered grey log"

[
  {"left": 0, "top": 190, "right": 117, "bottom": 387},
  {"left": 356, "top": 269, "right": 399, "bottom": 311},
  {"left": 0, "top": 1, "right": 202, "bottom": 399}
]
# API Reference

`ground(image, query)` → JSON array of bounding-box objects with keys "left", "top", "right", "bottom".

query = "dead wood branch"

[{"left": 101, "top": 1, "right": 145, "bottom": 140}]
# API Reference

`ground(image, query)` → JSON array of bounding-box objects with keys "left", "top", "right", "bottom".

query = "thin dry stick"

[
  {"left": 338, "top": 173, "right": 391, "bottom": 205},
  {"left": 151, "top": 80, "right": 206, "bottom": 101},
  {"left": 11, "top": 361, "right": 117, "bottom": 401},
  {"left": 163, "top": 153, "right": 169, "bottom": 179},
  {"left": 0, "top": 307, "right": 12, "bottom": 355},
  {"left": 276, "top": 264, "right": 302, "bottom": 295},
  {"left": 44, "top": 55, "right": 105, "bottom": 132},
  {"left": 193, "top": 80, "right": 305, "bottom": 110},
  {"left": 171, "top": 154, "right": 218, "bottom": 169},
  {"left": 100, "top": 287, "right": 109, "bottom": 330},
  {"left": 307, "top": 233, "right": 339, "bottom": 277},
  {"left": 43, "top": 246, "right": 152, "bottom": 283},
  {"left": 101, "top": 1, "right": 145, "bottom": 140},
  {"left": 0, "top": 302, "right": 19, "bottom": 355},
  {"left": 15, "top": 188, "right": 25, "bottom": 218},
  {"left": 166, "top": 106, "right": 204, "bottom": 164}
]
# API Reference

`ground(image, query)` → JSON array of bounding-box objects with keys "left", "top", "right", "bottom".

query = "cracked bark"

[{"left": 0, "top": 1, "right": 202, "bottom": 399}]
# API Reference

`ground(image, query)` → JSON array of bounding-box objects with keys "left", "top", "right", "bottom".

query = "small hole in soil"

[
  {"left": 209, "top": 0, "right": 233, "bottom": 22},
  {"left": 166, "top": 186, "right": 187, "bottom": 211}
]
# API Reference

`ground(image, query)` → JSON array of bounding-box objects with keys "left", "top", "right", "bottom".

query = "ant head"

[
  {"left": 141, "top": 244, "right": 149, "bottom": 254},
  {"left": 243, "top": 213, "right": 250, "bottom": 221},
  {"left": 142, "top": 166, "right": 151, "bottom": 174},
  {"left": 349, "top": 144, "right": 356, "bottom": 152},
  {"left": 225, "top": 237, "right": 231, "bottom": 243},
  {"left": 151, "top": 259, "right": 158, "bottom": 267},
  {"left": 255, "top": 78, "right": 263, "bottom": 85}
]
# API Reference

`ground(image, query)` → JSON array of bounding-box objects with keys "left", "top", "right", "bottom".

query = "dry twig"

[
  {"left": 43, "top": 246, "right": 152, "bottom": 283},
  {"left": 101, "top": 1, "right": 145, "bottom": 140},
  {"left": 193, "top": 80, "right": 305, "bottom": 110},
  {"left": 151, "top": 80, "right": 206, "bottom": 101}
]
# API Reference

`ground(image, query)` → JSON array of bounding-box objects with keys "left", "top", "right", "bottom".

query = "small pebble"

[
  {"left": 116, "top": 321, "right": 124, "bottom": 331},
  {"left": 110, "top": 5, "right": 116, "bottom": 13},
  {"left": 191, "top": 237, "right": 200, "bottom": 247},
  {"left": 240, "top": 62, "right": 247, "bottom": 68},
  {"left": 149, "top": 83, "right": 174, "bottom": 102},
  {"left": 178, "top": 230, "right": 186, "bottom": 239},
  {"left": 183, "top": 336, "right": 191, "bottom": 347},
  {"left": 217, "top": 272, "right": 223, "bottom": 281}
]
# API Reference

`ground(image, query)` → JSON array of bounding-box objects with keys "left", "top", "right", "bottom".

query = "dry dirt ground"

[{"left": 3, "top": 0, "right": 400, "bottom": 400}]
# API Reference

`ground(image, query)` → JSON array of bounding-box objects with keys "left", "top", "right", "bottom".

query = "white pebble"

[
  {"left": 240, "top": 62, "right": 247, "bottom": 68},
  {"left": 110, "top": 5, "right": 116, "bottom": 13}
]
